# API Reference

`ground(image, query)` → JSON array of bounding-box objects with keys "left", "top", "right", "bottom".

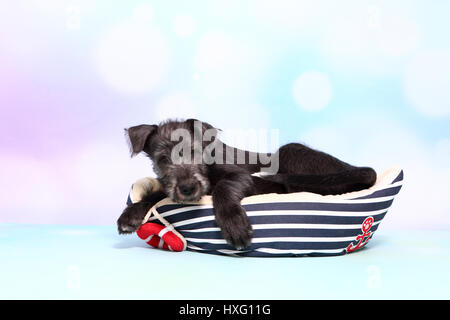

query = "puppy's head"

[{"left": 126, "top": 119, "right": 218, "bottom": 202}]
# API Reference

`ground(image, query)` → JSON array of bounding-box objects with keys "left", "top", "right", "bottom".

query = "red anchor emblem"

[{"left": 346, "top": 216, "right": 374, "bottom": 253}]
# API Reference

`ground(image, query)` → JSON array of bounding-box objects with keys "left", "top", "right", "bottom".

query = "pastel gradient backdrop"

[{"left": 1, "top": 0, "right": 450, "bottom": 230}]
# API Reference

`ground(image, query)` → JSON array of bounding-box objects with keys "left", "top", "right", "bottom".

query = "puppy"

[{"left": 117, "top": 118, "right": 376, "bottom": 249}]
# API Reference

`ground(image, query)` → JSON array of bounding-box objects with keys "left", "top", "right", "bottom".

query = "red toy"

[
  {"left": 136, "top": 201, "right": 187, "bottom": 252},
  {"left": 137, "top": 222, "right": 185, "bottom": 252}
]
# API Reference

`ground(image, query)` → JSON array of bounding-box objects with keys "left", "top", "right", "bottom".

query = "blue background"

[{"left": 1, "top": 0, "right": 450, "bottom": 300}]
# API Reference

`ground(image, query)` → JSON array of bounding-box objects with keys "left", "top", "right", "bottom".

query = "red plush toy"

[{"left": 136, "top": 222, "right": 185, "bottom": 252}]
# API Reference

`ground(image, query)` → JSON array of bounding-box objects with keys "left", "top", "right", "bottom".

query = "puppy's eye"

[
  {"left": 158, "top": 156, "right": 170, "bottom": 165},
  {"left": 179, "top": 150, "right": 183, "bottom": 157}
]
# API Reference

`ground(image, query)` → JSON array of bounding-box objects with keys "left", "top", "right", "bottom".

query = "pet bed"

[{"left": 127, "top": 166, "right": 403, "bottom": 257}]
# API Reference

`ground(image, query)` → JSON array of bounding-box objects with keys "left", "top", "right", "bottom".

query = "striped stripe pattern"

[{"left": 138, "top": 169, "right": 403, "bottom": 257}]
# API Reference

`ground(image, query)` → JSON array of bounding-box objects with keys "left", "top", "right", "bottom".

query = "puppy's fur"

[{"left": 117, "top": 119, "right": 377, "bottom": 249}]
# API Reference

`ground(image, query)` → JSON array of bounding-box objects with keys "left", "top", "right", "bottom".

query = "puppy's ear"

[{"left": 125, "top": 124, "right": 158, "bottom": 156}]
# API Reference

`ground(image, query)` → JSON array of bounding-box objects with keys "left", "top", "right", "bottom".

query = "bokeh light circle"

[
  {"left": 173, "top": 15, "right": 195, "bottom": 37},
  {"left": 95, "top": 19, "right": 170, "bottom": 94},
  {"left": 292, "top": 71, "right": 333, "bottom": 111}
]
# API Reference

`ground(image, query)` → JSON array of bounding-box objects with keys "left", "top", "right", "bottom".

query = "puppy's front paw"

[
  {"left": 216, "top": 205, "right": 253, "bottom": 250},
  {"left": 117, "top": 202, "right": 150, "bottom": 234}
]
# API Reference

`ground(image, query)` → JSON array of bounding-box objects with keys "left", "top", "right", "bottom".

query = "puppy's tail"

[{"left": 261, "top": 167, "right": 377, "bottom": 195}]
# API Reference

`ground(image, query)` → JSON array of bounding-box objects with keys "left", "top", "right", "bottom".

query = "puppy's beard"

[
  {"left": 193, "top": 172, "right": 210, "bottom": 195},
  {"left": 164, "top": 176, "right": 177, "bottom": 202}
]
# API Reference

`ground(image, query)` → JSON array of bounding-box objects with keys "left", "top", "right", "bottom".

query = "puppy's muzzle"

[
  {"left": 178, "top": 182, "right": 198, "bottom": 197},
  {"left": 175, "top": 180, "right": 202, "bottom": 202}
]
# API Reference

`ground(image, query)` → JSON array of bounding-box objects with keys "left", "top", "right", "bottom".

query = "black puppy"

[{"left": 117, "top": 118, "right": 376, "bottom": 249}]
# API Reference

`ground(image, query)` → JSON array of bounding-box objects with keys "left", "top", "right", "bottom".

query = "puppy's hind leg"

[{"left": 262, "top": 167, "right": 377, "bottom": 195}]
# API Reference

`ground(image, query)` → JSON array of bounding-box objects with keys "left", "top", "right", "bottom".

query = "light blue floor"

[{"left": 1, "top": 223, "right": 449, "bottom": 299}]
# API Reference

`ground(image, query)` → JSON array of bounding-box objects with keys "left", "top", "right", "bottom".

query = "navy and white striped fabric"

[{"left": 129, "top": 167, "right": 403, "bottom": 257}]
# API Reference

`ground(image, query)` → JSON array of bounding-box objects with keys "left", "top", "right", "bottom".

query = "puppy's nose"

[{"left": 179, "top": 183, "right": 197, "bottom": 196}]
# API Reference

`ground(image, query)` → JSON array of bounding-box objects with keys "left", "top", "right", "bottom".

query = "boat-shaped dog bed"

[{"left": 127, "top": 166, "right": 403, "bottom": 257}]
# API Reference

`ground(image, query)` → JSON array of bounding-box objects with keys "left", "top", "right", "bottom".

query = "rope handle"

[
  {"left": 141, "top": 205, "right": 167, "bottom": 226},
  {"left": 140, "top": 204, "right": 187, "bottom": 250}
]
